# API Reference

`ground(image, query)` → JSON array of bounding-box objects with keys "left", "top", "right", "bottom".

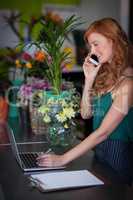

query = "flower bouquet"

[{"left": 37, "top": 88, "right": 80, "bottom": 146}]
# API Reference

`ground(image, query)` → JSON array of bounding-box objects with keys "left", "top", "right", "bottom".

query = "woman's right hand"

[
  {"left": 83, "top": 54, "right": 102, "bottom": 83},
  {"left": 36, "top": 153, "right": 66, "bottom": 167}
]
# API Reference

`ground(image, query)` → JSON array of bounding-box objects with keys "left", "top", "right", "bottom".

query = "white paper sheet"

[{"left": 30, "top": 170, "right": 104, "bottom": 191}]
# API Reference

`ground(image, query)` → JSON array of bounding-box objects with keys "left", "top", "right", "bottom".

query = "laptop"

[{"left": 7, "top": 125, "right": 65, "bottom": 172}]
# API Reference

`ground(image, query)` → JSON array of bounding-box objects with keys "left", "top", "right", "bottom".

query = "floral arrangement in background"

[
  {"left": 19, "top": 11, "right": 82, "bottom": 95},
  {"left": 2, "top": 11, "right": 81, "bottom": 85},
  {"left": 18, "top": 77, "right": 74, "bottom": 107},
  {"left": 17, "top": 77, "right": 51, "bottom": 106},
  {"left": 0, "top": 47, "right": 33, "bottom": 83},
  {"left": 1, "top": 11, "right": 36, "bottom": 81},
  {"left": 34, "top": 12, "right": 82, "bottom": 95},
  {"left": 15, "top": 45, "right": 75, "bottom": 79}
]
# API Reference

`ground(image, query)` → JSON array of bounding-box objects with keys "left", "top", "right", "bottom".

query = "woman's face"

[{"left": 87, "top": 32, "right": 113, "bottom": 64}]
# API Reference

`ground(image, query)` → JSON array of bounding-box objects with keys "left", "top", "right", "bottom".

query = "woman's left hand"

[{"left": 36, "top": 153, "right": 65, "bottom": 167}]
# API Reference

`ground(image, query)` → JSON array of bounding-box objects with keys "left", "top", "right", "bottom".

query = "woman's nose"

[{"left": 90, "top": 46, "right": 96, "bottom": 55}]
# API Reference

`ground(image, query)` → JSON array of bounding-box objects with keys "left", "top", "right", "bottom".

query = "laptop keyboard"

[{"left": 19, "top": 152, "right": 40, "bottom": 168}]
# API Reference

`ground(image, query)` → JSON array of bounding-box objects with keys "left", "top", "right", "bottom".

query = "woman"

[{"left": 37, "top": 18, "right": 133, "bottom": 184}]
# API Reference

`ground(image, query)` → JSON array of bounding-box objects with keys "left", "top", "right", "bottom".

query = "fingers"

[
  {"left": 36, "top": 154, "right": 64, "bottom": 167},
  {"left": 83, "top": 54, "right": 102, "bottom": 70},
  {"left": 36, "top": 154, "right": 53, "bottom": 167},
  {"left": 36, "top": 153, "right": 51, "bottom": 162},
  {"left": 94, "top": 63, "right": 102, "bottom": 70},
  {"left": 84, "top": 56, "right": 98, "bottom": 67},
  {"left": 37, "top": 159, "right": 53, "bottom": 167},
  {"left": 84, "top": 55, "right": 92, "bottom": 66}
]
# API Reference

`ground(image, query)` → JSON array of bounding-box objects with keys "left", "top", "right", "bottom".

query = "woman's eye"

[{"left": 94, "top": 43, "right": 98, "bottom": 46}]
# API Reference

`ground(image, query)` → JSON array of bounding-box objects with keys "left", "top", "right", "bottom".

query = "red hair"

[{"left": 84, "top": 18, "right": 133, "bottom": 95}]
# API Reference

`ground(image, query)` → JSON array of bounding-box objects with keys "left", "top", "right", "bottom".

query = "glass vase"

[
  {"left": 43, "top": 90, "right": 78, "bottom": 147},
  {"left": 29, "top": 101, "right": 48, "bottom": 135},
  {"left": 47, "top": 122, "right": 75, "bottom": 147}
]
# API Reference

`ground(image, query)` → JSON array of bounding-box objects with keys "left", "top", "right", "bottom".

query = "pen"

[
  {"left": 42, "top": 148, "right": 52, "bottom": 154},
  {"left": 44, "top": 148, "right": 52, "bottom": 154},
  {"left": 38, "top": 148, "right": 53, "bottom": 156}
]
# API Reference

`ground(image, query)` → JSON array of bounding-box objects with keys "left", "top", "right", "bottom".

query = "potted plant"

[
  {"left": 17, "top": 12, "right": 83, "bottom": 145},
  {"left": 21, "top": 12, "right": 83, "bottom": 95}
]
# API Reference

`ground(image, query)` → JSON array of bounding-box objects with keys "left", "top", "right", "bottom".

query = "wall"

[
  {"left": 0, "top": 0, "right": 129, "bottom": 47},
  {"left": 76, "top": 0, "right": 121, "bottom": 28},
  {"left": 0, "top": 0, "right": 80, "bottom": 15}
]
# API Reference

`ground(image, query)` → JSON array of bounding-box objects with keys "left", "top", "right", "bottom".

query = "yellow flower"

[
  {"left": 63, "top": 47, "right": 76, "bottom": 71},
  {"left": 65, "top": 62, "right": 74, "bottom": 70},
  {"left": 63, "top": 107, "right": 75, "bottom": 119},
  {"left": 15, "top": 47, "right": 20, "bottom": 53},
  {"left": 38, "top": 105, "right": 50, "bottom": 114},
  {"left": 56, "top": 112, "right": 67, "bottom": 123},
  {"left": 43, "top": 114, "right": 51, "bottom": 123},
  {"left": 15, "top": 59, "right": 22, "bottom": 67},
  {"left": 63, "top": 47, "right": 73, "bottom": 54},
  {"left": 64, "top": 123, "right": 68, "bottom": 128},
  {"left": 25, "top": 62, "right": 32, "bottom": 69}
]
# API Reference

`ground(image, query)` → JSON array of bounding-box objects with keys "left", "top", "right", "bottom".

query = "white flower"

[
  {"left": 43, "top": 114, "right": 51, "bottom": 123},
  {"left": 56, "top": 112, "right": 67, "bottom": 123},
  {"left": 62, "top": 107, "right": 75, "bottom": 119},
  {"left": 38, "top": 105, "right": 50, "bottom": 114},
  {"left": 37, "top": 89, "right": 80, "bottom": 127}
]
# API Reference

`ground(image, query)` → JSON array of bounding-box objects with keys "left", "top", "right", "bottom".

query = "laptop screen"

[
  {"left": 7, "top": 125, "right": 23, "bottom": 167},
  {"left": 7, "top": 125, "right": 66, "bottom": 172}
]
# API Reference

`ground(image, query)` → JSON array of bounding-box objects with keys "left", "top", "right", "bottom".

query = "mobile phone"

[{"left": 89, "top": 54, "right": 99, "bottom": 66}]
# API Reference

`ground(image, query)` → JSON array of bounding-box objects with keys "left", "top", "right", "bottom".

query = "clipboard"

[{"left": 29, "top": 170, "right": 104, "bottom": 192}]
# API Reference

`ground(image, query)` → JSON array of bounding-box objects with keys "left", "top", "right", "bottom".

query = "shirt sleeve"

[{"left": 112, "top": 78, "right": 133, "bottom": 115}]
